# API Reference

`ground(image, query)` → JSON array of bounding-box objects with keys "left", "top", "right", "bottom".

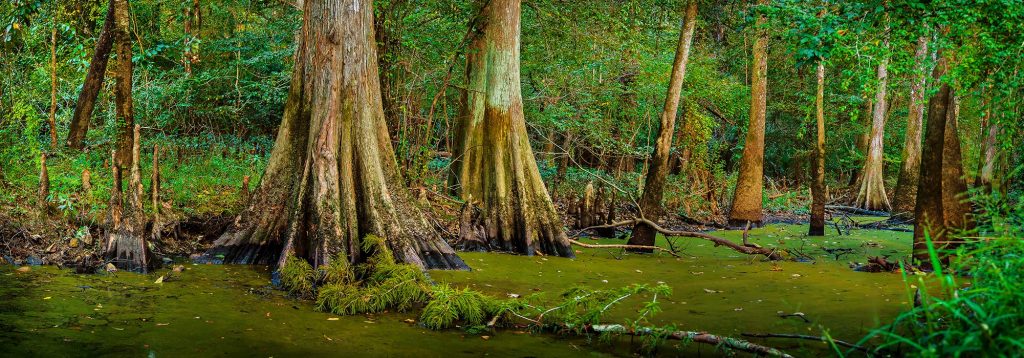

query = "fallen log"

[
  {"left": 571, "top": 324, "right": 793, "bottom": 358},
  {"left": 575, "top": 218, "right": 785, "bottom": 260},
  {"left": 567, "top": 239, "right": 681, "bottom": 258},
  {"left": 741, "top": 332, "right": 870, "bottom": 354}
]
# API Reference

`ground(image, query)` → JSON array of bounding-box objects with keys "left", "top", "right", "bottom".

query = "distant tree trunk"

[
  {"left": 113, "top": 0, "right": 134, "bottom": 169},
  {"left": 66, "top": 0, "right": 115, "bottom": 150},
  {"left": 891, "top": 36, "right": 929, "bottom": 218},
  {"left": 48, "top": 26, "right": 58, "bottom": 149},
  {"left": 848, "top": 99, "right": 872, "bottom": 186},
  {"left": 628, "top": 1, "right": 698, "bottom": 250},
  {"left": 976, "top": 120, "right": 1000, "bottom": 193},
  {"left": 974, "top": 96, "right": 999, "bottom": 192},
  {"left": 855, "top": 28, "right": 891, "bottom": 211},
  {"left": 913, "top": 56, "right": 973, "bottom": 268},
  {"left": 448, "top": 0, "right": 573, "bottom": 257},
  {"left": 206, "top": 0, "right": 467, "bottom": 271},
  {"left": 182, "top": 0, "right": 201, "bottom": 74},
  {"left": 809, "top": 61, "right": 826, "bottom": 236},
  {"left": 728, "top": 0, "right": 768, "bottom": 227}
]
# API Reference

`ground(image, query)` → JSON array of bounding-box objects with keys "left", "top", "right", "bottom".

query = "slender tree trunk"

[
  {"left": 728, "top": 0, "right": 768, "bottom": 227},
  {"left": 892, "top": 36, "right": 929, "bottom": 218},
  {"left": 913, "top": 55, "right": 973, "bottom": 268},
  {"left": 48, "top": 26, "right": 58, "bottom": 149},
  {"left": 113, "top": 0, "right": 134, "bottom": 169},
  {"left": 809, "top": 61, "right": 826, "bottom": 236},
  {"left": 206, "top": 0, "right": 466, "bottom": 272},
  {"left": 66, "top": 0, "right": 116, "bottom": 150},
  {"left": 448, "top": 0, "right": 573, "bottom": 257},
  {"left": 855, "top": 26, "right": 891, "bottom": 211},
  {"left": 628, "top": 1, "right": 698, "bottom": 249}
]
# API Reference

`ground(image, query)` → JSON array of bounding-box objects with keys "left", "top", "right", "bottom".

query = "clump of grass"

[
  {"left": 861, "top": 201, "right": 1024, "bottom": 357},
  {"left": 420, "top": 283, "right": 499, "bottom": 330}
]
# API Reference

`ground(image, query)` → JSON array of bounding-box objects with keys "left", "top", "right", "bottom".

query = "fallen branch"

[
  {"left": 575, "top": 218, "right": 785, "bottom": 260},
  {"left": 826, "top": 205, "right": 889, "bottom": 217},
  {"left": 741, "top": 332, "right": 870, "bottom": 354},
  {"left": 568, "top": 239, "right": 681, "bottom": 258},
  {"left": 567, "top": 324, "right": 793, "bottom": 357}
]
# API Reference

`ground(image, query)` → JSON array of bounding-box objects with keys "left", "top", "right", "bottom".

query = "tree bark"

[
  {"left": 66, "top": 0, "right": 116, "bottom": 150},
  {"left": 449, "top": 0, "right": 573, "bottom": 257},
  {"left": 105, "top": 126, "right": 154, "bottom": 272},
  {"left": 913, "top": 55, "right": 973, "bottom": 268},
  {"left": 48, "top": 26, "right": 58, "bottom": 149},
  {"left": 892, "top": 36, "right": 929, "bottom": 218},
  {"left": 628, "top": 1, "right": 698, "bottom": 250},
  {"left": 113, "top": 0, "right": 134, "bottom": 169},
  {"left": 182, "top": 0, "right": 200, "bottom": 74},
  {"left": 809, "top": 61, "right": 826, "bottom": 236},
  {"left": 205, "top": 0, "right": 467, "bottom": 272},
  {"left": 728, "top": 0, "right": 768, "bottom": 227},
  {"left": 855, "top": 24, "right": 891, "bottom": 211}
]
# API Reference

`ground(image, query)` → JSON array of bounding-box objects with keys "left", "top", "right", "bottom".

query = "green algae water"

[{"left": 1, "top": 224, "right": 913, "bottom": 357}]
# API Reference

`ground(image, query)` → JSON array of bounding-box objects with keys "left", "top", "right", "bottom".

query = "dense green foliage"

[{"left": 863, "top": 191, "right": 1024, "bottom": 356}]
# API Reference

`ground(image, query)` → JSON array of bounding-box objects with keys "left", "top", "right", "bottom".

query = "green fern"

[{"left": 279, "top": 255, "right": 316, "bottom": 298}]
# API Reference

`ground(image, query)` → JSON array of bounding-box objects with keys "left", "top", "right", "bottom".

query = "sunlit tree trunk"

[
  {"left": 855, "top": 25, "right": 891, "bottom": 211},
  {"left": 206, "top": 0, "right": 467, "bottom": 272},
  {"left": 892, "top": 36, "right": 929, "bottom": 218},
  {"left": 628, "top": 1, "right": 698, "bottom": 249},
  {"left": 113, "top": 0, "right": 134, "bottom": 169},
  {"left": 67, "top": 0, "right": 115, "bottom": 150},
  {"left": 728, "top": 0, "right": 768, "bottom": 227},
  {"left": 975, "top": 97, "right": 999, "bottom": 192},
  {"left": 809, "top": 60, "right": 826, "bottom": 236},
  {"left": 449, "top": 0, "right": 573, "bottom": 257},
  {"left": 913, "top": 56, "right": 973, "bottom": 268}
]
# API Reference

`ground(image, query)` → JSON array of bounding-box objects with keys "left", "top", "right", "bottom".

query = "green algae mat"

[{"left": 0, "top": 224, "right": 913, "bottom": 357}]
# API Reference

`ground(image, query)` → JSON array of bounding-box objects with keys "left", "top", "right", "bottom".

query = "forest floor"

[{"left": 1, "top": 223, "right": 913, "bottom": 357}]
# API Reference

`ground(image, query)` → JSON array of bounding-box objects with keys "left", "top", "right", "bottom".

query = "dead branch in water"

[
  {"left": 741, "top": 332, "right": 871, "bottom": 354},
  {"left": 574, "top": 218, "right": 785, "bottom": 260},
  {"left": 567, "top": 239, "right": 681, "bottom": 258},
  {"left": 557, "top": 324, "right": 794, "bottom": 357}
]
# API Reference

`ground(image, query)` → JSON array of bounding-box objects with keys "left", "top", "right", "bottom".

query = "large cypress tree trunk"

[
  {"left": 913, "top": 56, "right": 973, "bottom": 268},
  {"left": 809, "top": 61, "right": 826, "bottom": 236},
  {"left": 66, "top": 0, "right": 115, "bottom": 150},
  {"left": 628, "top": 1, "right": 698, "bottom": 250},
  {"left": 105, "top": 126, "right": 154, "bottom": 272},
  {"left": 449, "top": 0, "right": 573, "bottom": 257},
  {"left": 206, "top": 0, "right": 467, "bottom": 272},
  {"left": 113, "top": 0, "right": 134, "bottom": 169},
  {"left": 855, "top": 26, "right": 891, "bottom": 211},
  {"left": 728, "top": 0, "right": 768, "bottom": 227},
  {"left": 892, "top": 36, "right": 929, "bottom": 218}
]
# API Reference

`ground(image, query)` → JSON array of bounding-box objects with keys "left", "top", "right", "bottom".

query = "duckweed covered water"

[{"left": 1, "top": 224, "right": 913, "bottom": 357}]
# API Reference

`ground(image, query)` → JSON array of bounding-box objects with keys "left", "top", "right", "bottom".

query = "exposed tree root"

[
  {"left": 575, "top": 218, "right": 785, "bottom": 260},
  {"left": 741, "top": 332, "right": 870, "bottom": 354},
  {"left": 556, "top": 324, "right": 793, "bottom": 357}
]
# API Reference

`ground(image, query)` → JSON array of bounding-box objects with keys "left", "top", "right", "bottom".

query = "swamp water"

[{"left": 1, "top": 224, "right": 912, "bottom": 357}]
